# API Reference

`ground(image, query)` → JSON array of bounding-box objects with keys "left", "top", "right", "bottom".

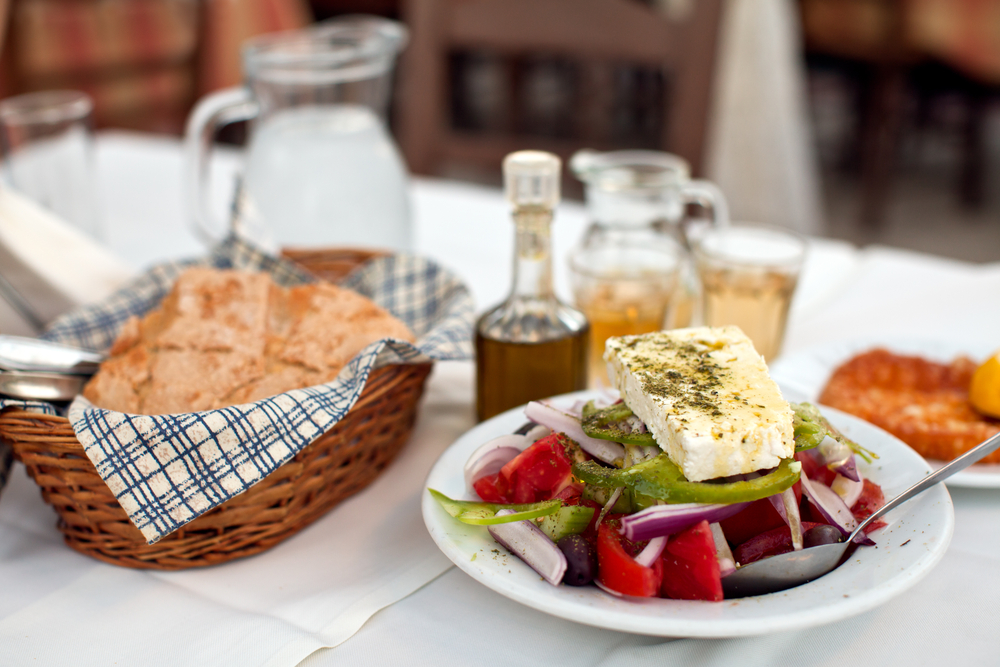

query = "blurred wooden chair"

[
  {"left": 800, "top": 0, "right": 919, "bottom": 226},
  {"left": 0, "top": 0, "right": 9, "bottom": 54},
  {"left": 801, "top": 0, "right": 1000, "bottom": 223},
  {"left": 396, "top": 0, "right": 723, "bottom": 178}
]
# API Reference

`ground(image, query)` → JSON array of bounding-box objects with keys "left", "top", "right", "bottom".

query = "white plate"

[
  {"left": 771, "top": 338, "right": 1000, "bottom": 489},
  {"left": 422, "top": 391, "right": 954, "bottom": 637}
]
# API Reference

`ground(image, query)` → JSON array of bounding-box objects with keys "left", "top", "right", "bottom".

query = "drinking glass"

[
  {"left": 0, "top": 90, "right": 101, "bottom": 239},
  {"left": 692, "top": 223, "right": 806, "bottom": 361},
  {"left": 569, "top": 240, "right": 683, "bottom": 387}
]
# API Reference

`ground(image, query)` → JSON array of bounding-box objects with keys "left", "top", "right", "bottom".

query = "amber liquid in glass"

[
  {"left": 475, "top": 326, "right": 589, "bottom": 422},
  {"left": 700, "top": 267, "right": 798, "bottom": 360},
  {"left": 575, "top": 280, "right": 671, "bottom": 387},
  {"left": 666, "top": 280, "right": 696, "bottom": 330}
]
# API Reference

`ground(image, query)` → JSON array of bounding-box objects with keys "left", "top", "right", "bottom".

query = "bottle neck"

[{"left": 510, "top": 205, "right": 554, "bottom": 300}]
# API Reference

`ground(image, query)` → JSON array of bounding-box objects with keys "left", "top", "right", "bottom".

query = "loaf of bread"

[{"left": 83, "top": 267, "right": 415, "bottom": 415}]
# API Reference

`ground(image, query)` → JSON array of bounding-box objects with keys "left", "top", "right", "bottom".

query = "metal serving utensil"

[
  {"left": 0, "top": 335, "right": 104, "bottom": 374},
  {"left": 0, "top": 370, "right": 89, "bottom": 402},
  {"left": 722, "top": 430, "right": 1000, "bottom": 598}
]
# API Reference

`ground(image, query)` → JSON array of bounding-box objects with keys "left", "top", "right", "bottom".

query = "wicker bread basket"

[{"left": 0, "top": 249, "right": 434, "bottom": 570}]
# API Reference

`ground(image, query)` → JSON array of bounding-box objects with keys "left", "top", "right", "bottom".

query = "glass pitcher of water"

[
  {"left": 569, "top": 149, "right": 729, "bottom": 330},
  {"left": 185, "top": 16, "right": 411, "bottom": 253}
]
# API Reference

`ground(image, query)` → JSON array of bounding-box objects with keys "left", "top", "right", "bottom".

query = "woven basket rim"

[
  {"left": 1, "top": 360, "right": 427, "bottom": 424},
  {"left": 0, "top": 361, "right": 433, "bottom": 570}
]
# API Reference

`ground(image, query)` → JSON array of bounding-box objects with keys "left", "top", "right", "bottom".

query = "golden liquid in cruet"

[{"left": 475, "top": 326, "right": 589, "bottom": 422}]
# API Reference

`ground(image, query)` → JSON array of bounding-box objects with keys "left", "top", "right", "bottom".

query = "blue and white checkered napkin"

[{"left": 0, "top": 236, "right": 474, "bottom": 543}]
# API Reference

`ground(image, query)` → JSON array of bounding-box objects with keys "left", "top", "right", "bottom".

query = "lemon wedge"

[{"left": 970, "top": 351, "right": 1000, "bottom": 418}]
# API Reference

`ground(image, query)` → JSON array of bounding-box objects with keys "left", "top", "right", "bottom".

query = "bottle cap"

[{"left": 503, "top": 150, "right": 560, "bottom": 209}]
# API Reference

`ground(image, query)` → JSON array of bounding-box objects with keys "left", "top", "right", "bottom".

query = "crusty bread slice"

[{"left": 83, "top": 268, "right": 415, "bottom": 415}]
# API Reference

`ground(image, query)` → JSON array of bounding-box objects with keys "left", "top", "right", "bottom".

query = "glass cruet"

[{"left": 475, "top": 151, "right": 589, "bottom": 421}]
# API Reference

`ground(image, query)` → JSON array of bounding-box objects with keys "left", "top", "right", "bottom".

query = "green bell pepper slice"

[
  {"left": 580, "top": 400, "right": 600, "bottom": 420},
  {"left": 580, "top": 401, "right": 657, "bottom": 447},
  {"left": 428, "top": 489, "right": 561, "bottom": 525},
  {"left": 581, "top": 484, "right": 657, "bottom": 514},
  {"left": 792, "top": 402, "right": 827, "bottom": 451},
  {"left": 572, "top": 455, "right": 801, "bottom": 504},
  {"left": 791, "top": 401, "right": 878, "bottom": 462}
]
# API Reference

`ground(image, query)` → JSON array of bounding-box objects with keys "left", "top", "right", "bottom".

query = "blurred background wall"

[
  {"left": 0, "top": 0, "right": 311, "bottom": 133},
  {"left": 800, "top": 0, "right": 1000, "bottom": 260},
  {"left": 0, "top": 0, "right": 997, "bottom": 261}
]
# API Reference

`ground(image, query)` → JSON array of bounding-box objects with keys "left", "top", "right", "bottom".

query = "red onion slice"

[
  {"left": 596, "top": 487, "right": 624, "bottom": 527},
  {"left": 463, "top": 434, "right": 528, "bottom": 493},
  {"left": 525, "top": 401, "right": 625, "bottom": 464},
  {"left": 800, "top": 470, "right": 860, "bottom": 538},
  {"left": 782, "top": 487, "right": 804, "bottom": 550},
  {"left": 620, "top": 501, "right": 750, "bottom": 542},
  {"left": 524, "top": 424, "right": 551, "bottom": 443},
  {"left": 709, "top": 523, "right": 736, "bottom": 578},
  {"left": 833, "top": 454, "right": 860, "bottom": 482},
  {"left": 624, "top": 415, "right": 647, "bottom": 434},
  {"left": 488, "top": 509, "right": 567, "bottom": 586},
  {"left": 833, "top": 452, "right": 861, "bottom": 482},
  {"left": 817, "top": 435, "right": 860, "bottom": 482},
  {"left": 832, "top": 473, "right": 863, "bottom": 508},
  {"left": 634, "top": 536, "right": 667, "bottom": 567}
]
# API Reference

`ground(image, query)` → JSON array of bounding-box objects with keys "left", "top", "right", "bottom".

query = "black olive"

[
  {"left": 514, "top": 421, "right": 536, "bottom": 435},
  {"left": 557, "top": 535, "right": 597, "bottom": 586},
  {"left": 803, "top": 524, "right": 844, "bottom": 548}
]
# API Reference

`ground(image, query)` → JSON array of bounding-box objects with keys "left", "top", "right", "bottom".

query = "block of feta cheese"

[{"left": 604, "top": 326, "right": 794, "bottom": 482}]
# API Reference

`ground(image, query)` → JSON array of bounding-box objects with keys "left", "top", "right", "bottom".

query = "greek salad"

[{"left": 429, "top": 398, "right": 885, "bottom": 601}]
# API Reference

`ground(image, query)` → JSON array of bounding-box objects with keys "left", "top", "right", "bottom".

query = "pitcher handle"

[
  {"left": 680, "top": 179, "right": 729, "bottom": 228},
  {"left": 183, "top": 86, "right": 259, "bottom": 243}
]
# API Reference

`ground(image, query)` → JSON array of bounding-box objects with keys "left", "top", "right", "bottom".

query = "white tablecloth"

[{"left": 0, "top": 133, "right": 998, "bottom": 666}]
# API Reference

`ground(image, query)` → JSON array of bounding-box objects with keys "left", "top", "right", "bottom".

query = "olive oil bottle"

[{"left": 475, "top": 151, "right": 589, "bottom": 421}]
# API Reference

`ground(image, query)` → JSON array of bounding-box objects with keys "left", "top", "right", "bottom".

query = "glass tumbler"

[
  {"left": 692, "top": 223, "right": 806, "bottom": 361},
  {"left": 0, "top": 90, "right": 101, "bottom": 239}
]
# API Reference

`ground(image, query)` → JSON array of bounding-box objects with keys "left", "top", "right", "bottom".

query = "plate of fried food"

[{"left": 770, "top": 338, "right": 1000, "bottom": 488}]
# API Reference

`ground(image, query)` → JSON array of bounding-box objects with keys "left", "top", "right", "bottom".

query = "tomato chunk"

[
  {"left": 851, "top": 479, "right": 887, "bottom": 534},
  {"left": 472, "top": 473, "right": 507, "bottom": 503},
  {"left": 596, "top": 522, "right": 662, "bottom": 597},
  {"left": 717, "top": 483, "right": 802, "bottom": 547},
  {"left": 718, "top": 499, "right": 784, "bottom": 547},
  {"left": 659, "top": 520, "right": 724, "bottom": 602},
  {"left": 499, "top": 433, "right": 581, "bottom": 503}
]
